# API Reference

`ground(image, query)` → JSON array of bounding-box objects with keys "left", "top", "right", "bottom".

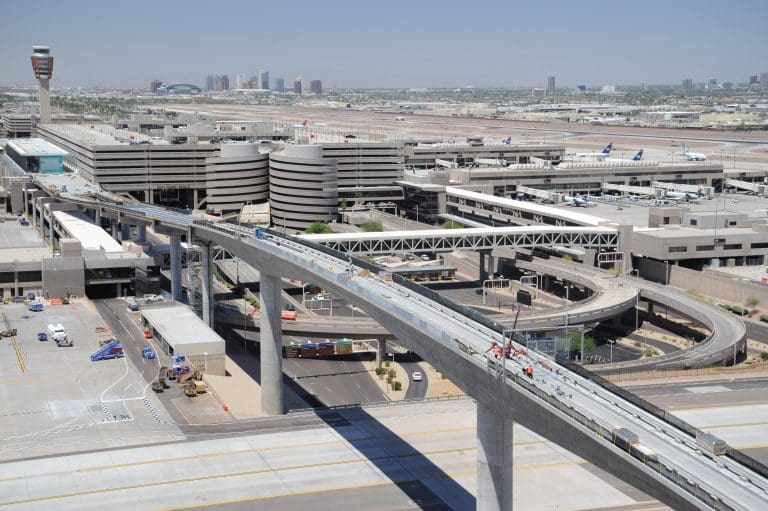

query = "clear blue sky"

[{"left": 1, "top": 0, "right": 766, "bottom": 88}]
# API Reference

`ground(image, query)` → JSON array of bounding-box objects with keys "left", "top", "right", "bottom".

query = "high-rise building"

[
  {"left": 293, "top": 79, "right": 302, "bottom": 95},
  {"left": 707, "top": 78, "right": 717, "bottom": 88},
  {"left": 261, "top": 71, "right": 270, "bottom": 90},
  {"left": 576, "top": 85, "right": 586, "bottom": 92},
  {"left": 30, "top": 45, "right": 53, "bottom": 123},
  {"left": 641, "top": 82, "right": 648, "bottom": 92},
  {"left": 694, "top": 82, "right": 705, "bottom": 91},
  {"left": 761, "top": 72, "right": 768, "bottom": 89},
  {"left": 274, "top": 78, "right": 285, "bottom": 92},
  {"left": 236, "top": 73, "right": 246, "bottom": 89},
  {"left": 150, "top": 79, "right": 163, "bottom": 93},
  {"left": 749, "top": 75, "right": 758, "bottom": 85},
  {"left": 546, "top": 76, "right": 555, "bottom": 95},
  {"left": 221, "top": 75, "right": 229, "bottom": 90},
  {"left": 206, "top": 75, "right": 214, "bottom": 91},
  {"left": 722, "top": 82, "right": 733, "bottom": 90},
  {"left": 310, "top": 80, "right": 322, "bottom": 94},
  {"left": 682, "top": 78, "right": 693, "bottom": 91}
]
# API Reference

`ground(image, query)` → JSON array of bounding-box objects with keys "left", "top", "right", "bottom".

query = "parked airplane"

[
  {"left": 682, "top": 143, "right": 707, "bottom": 161},
  {"left": 665, "top": 190, "right": 703, "bottom": 201},
  {"left": 567, "top": 143, "right": 613, "bottom": 161},
  {"left": 294, "top": 120, "right": 308, "bottom": 128},
  {"left": 606, "top": 149, "right": 643, "bottom": 162},
  {"left": 564, "top": 195, "right": 588, "bottom": 207},
  {"left": 395, "top": 116, "right": 406, "bottom": 121}
]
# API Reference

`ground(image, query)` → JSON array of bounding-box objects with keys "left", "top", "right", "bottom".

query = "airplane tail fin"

[
  {"left": 632, "top": 150, "right": 644, "bottom": 161},
  {"left": 601, "top": 143, "right": 613, "bottom": 154},
  {"left": 303, "top": 120, "right": 308, "bottom": 126}
]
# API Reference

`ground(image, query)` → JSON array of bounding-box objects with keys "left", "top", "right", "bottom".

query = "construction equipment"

[
  {"left": 152, "top": 367, "right": 169, "bottom": 393},
  {"left": 90, "top": 341, "right": 124, "bottom": 361},
  {"left": 183, "top": 380, "right": 207, "bottom": 397},
  {"left": 178, "top": 369, "right": 201, "bottom": 384}
]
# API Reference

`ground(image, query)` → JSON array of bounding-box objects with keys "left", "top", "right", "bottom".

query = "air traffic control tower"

[{"left": 31, "top": 45, "right": 53, "bottom": 124}]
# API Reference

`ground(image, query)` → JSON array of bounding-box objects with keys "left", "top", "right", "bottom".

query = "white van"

[{"left": 47, "top": 323, "right": 67, "bottom": 341}]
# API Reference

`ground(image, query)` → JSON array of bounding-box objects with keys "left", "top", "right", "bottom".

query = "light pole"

[
  {"left": 302, "top": 282, "right": 308, "bottom": 305},
  {"left": 609, "top": 339, "right": 615, "bottom": 363},
  {"left": 415, "top": 204, "right": 419, "bottom": 224},
  {"left": 632, "top": 269, "right": 643, "bottom": 347}
]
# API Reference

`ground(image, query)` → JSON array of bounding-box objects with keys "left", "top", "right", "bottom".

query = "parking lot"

[{"left": 0, "top": 300, "right": 182, "bottom": 462}]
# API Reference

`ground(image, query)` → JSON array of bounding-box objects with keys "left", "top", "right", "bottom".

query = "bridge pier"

[
  {"left": 477, "top": 404, "right": 513, "bottom": 511},
  {"left": 170, "top": 234, "right": 183, "bottom": 302},
  {"left": 48, "top": 211, "right": 55, "bottom": 248},
  {"left": 260, "top": 273, "right": 284, "bottom": 415},
  {"left": 136, "top": 224, "right": 147, "bottom": 244},
  {"left": 377, "top": 339, "right": 387, "bottom": 367},
  {"left": 110, "top": 219, "right": 118, "bottom": 240},
  {"left": 200, "top": 242, "right": 213, "bottom": 327},
  {"left": 120, "top": 223, "right": 131, "bottom": 242},
  {"left": 480, "top": 252, "right": 496, "bottom": 280},
  {"left": 94, "top": 208, "right": 101, "bottom": 226}
]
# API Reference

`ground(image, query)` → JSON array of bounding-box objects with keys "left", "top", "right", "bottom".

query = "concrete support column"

[
  {"left": 48, "top": 212, "right": 55, "bottom": 248},
  {"left": 31, "top": 198, "right": 37, "bottom": 227},
  {"left": 477, "top": 404, "right": 513, "bottom": 511},
  {"left": 121, "top": 223, "right": 131, "bottom": 242},
  {"left": 377, "top": 339, "right": 388, "bottom": 367},
  {"left": 95, "top": 208, "right": 101, "bottom": 226},
  {"left": 200, "top": 243, "right": 213, "bottom": 327},
  {"left": 110, "top": 219, "right": 118, "bottom": 240},
  {"left": 170, "top": 234, "right": 183, "bottom": 302},
  {"left": 488, "top": 255, "right": 496, "bottom": 277},
  {"left": 136, "top": 225, "right": 147, "bottom": 244},
  {"left": 479, "top": 252, "right": 488, "bottom": 281},
  {"left": 260, "top": 273, "right": 284, "bottom": 415},
  {"left": 647, "top": 303, "right": 654, "bottom": 316}
]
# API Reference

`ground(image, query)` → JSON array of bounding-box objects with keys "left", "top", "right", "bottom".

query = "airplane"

[
  {"left": 395, "top": 116, "right": 406, "bottom": 121},
  {"left": 567, "top": 143, "right": 613, "bottom": 161},
  {"left": 605, "top": 149, "right": 643, "bottom": 162},
  {"left": 564, "top": 195, "right": 588, "bottom": 207},
  {"left": 293, "top": 120, "right": 308, "bottom": 128},
  {"left": 664, "top": 190, "right": 703, "bottom": 201},
  {"left": 681, "top": 143, "right": 707, "bottom": 161},
  {"left": 503, "top": 137, "right": 512, "bottom": 144}
]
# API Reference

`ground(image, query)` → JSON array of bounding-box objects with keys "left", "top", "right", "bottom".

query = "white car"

[
  {"left": 412, "top": 371, "right": 423, "bottom": 382},
  {"left": 144, "top": 294, "right": 164, "bottom": 303},
  {"left": 420, "top": 254, "right": 430, "bottom": 261}
]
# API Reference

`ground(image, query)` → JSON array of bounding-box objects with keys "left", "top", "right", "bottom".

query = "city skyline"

[{"left": 0, "top": 0, "right": 767, "bottom": 89}]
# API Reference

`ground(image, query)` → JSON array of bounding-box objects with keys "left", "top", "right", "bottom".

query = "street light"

[{"left": 631, "top": 269, "right": 643, "bottom": 348}]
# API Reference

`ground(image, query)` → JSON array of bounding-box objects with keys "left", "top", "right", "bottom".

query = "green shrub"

[
  {"left": 388, "top": 369, "right": 396, "bottom": 378},
  {"left": 360, "top": 220, "right": 383, "bottom": 232},
  {"left": 384, "top": 360, "right": 391, "bottom": 368},
  {"left": 644, "top": 347, "right": 658, "bottom": 357},
  {"left": 387, "top": 376, "right": 393, "bottom": 385},
  {"left": 760, "top": 352, "right": 768, "bottom": 361},
  {"left": 746, "top": 297, "right": 760, "bottom": 308},
  {"left": 304, "top": 221, "right": 333, "bottom": 234},
  {"left": 392, "top": 381, "right": 402, "bottom": 391},
  {"left": 440, "top": 220, "right": 462, "bottom": 229},
  {"left": 759, "top": 315, "right": 768, "bottom": 323}
]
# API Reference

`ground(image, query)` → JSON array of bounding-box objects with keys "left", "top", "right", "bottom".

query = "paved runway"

[{"left": 0, "top": 399, "right": 664, "bottom": 511}]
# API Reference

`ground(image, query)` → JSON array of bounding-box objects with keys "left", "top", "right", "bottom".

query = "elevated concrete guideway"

[
  {"left": 516, "top": 258, "right": 748, "bottom": 371},
  {"left": 41, "top": 191, "right": 765, "bottom": 510}
]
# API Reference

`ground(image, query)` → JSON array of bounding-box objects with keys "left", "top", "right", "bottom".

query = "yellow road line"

[
  {"left": 78, "top": 425, "right": 485, "bottom": 473},
  {"left": 699, "top": 420, "right": 768, "bottom": 430},
  {"left": 2, "top": 446, "right": 585, "bottom": 509},
  {"left": 671, "top": 401, "right": 768, "bottom": 412}
]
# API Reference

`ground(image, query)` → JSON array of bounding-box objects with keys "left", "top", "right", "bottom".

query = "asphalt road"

[
  {"left": 283, "top": 353, "right": 387, "bottom": 406},
  {"left": 745, "top": 319, "right": 768, "bottom": 343}
]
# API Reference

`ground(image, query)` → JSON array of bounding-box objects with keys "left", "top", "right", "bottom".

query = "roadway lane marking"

[
  {"left": 5, "top": 447, "right": 587, "bottom": 509},
  {"left": 1, "top": 446, "right": 479, "bottom": 507},
  {"left": 669, "top": 402, "right": 768, "bottom": 411},
  {"left": 76, "top": 425, "right": 490, "bottom": 473},
  {"left": 698, "top": 420, "right": 768, "bottom": 430},
  {"left": 158, "top": 460, "right": 589, "bottom": 511}
]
